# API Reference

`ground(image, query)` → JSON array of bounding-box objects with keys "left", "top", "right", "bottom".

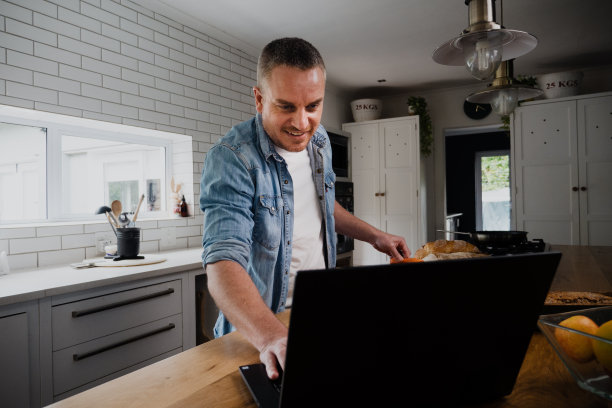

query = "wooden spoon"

[
  {"left": 111, "top": 200, "right": 122, "bottom": 223},
  {"left": 132, "top": 194, "right": 145, "bottom": 223}
]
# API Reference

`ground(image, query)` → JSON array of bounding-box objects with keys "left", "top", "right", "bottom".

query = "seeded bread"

[{"left": 545, "top": 291, "right": 612, "bottom": 305}]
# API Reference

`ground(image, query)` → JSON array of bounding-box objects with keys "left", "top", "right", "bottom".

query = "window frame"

[{"left": 0, "top": 105, "right": 189, "bottom": 225}]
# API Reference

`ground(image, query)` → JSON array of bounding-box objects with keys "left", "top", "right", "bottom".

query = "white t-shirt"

[{"left": 274, "top": 145, "right": 326, "bottom": 306}]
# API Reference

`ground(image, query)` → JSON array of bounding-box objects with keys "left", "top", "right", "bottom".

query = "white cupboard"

[
  {"left": 343, "top": 116, "right": 422, "bottom": 265},
  {"left": 513, "top": 92, "right": 612, "bottom": 245}
]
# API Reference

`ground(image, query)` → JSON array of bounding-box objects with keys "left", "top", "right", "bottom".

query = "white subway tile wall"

[{"left": 0, "top": 0, "right": 258, "bottom": 271}]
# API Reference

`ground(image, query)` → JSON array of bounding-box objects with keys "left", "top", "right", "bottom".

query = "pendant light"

[
  {"left": 432, "top": 0, "right": 537, "bottom": 81},
  {"left": 465, "top": 59, "right": 543, "bottom": 115}
]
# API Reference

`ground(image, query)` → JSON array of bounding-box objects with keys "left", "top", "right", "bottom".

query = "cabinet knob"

[
  {"left": 374, "top": 192, "right": 386, "bottom": 197},
  {"left": 375, "top": 192, "right": 380, "bottom": 197},
  {"left": 572, "top": 186, "right": 578, "bottom": 191},
  {"left": 581, "top": 186, "right": 587, "bottom": 191},
  {"left": 380, "top": 192, "right": 385, "bottom": 197}
]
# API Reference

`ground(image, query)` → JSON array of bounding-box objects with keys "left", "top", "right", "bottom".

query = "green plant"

[{"left": 407, "top": 96, "right": 433, "bottom": 157}]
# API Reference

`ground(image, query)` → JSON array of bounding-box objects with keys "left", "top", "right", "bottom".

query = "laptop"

[{"left": 239, "top": 251, "right": 561, "bottom": 407}]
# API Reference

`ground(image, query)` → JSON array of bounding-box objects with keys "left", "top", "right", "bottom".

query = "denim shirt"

[{"left": 200, "top": 113, "right": 337, "bottom": 337}]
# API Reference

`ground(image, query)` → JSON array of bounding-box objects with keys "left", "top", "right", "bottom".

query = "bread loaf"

[{"left": 414, "top": 239, "right": 484, "bottom": 261}]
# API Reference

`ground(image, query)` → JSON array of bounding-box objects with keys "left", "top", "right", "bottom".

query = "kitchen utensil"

[
  {"left": 95, "top": 205, "right": 118, "bottom": 236},
  {"left": 437, "top": 230, "right": 528, "bottom": 247},
  {"left": 118, "top": 212, "right": 130, "bottom": 228},
  {"left": 132, "top": 194, "right": 145, "bottom": 223},
  {"left": 116, "top": 227, "right": 141, "bottom": 259},
  {"left": 111, "top": 200, "right": 122, "bottom": 221}
]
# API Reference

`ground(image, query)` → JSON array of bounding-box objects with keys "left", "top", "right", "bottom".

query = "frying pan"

[{"left": 438, "top": 230, "right": 528, "bottom": 246}]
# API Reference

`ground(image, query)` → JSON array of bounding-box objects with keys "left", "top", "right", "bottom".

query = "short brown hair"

[{"left": 257, "top": 37, "right": 326, "bottom": 88}]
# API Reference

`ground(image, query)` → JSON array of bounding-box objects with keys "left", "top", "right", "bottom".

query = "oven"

[{"left": 335, "top": 181, "right": 354, "bottom": 267}]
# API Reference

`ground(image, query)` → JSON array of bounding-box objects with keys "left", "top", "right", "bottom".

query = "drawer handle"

[
  {"left": 72, "top": 288, "right": 175, "bottom": 318},
  {"left": 72, "top": 323, "right": 176, "bottom": 361}
]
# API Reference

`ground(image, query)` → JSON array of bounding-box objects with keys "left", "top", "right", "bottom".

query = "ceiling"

[{"left": 140, "top": 0, "right": 612, "bottom": 96}]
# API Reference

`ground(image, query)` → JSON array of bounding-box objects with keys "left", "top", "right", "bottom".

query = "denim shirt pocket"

[{"left": 253, "top": 194, "right": 283, "bottom": 250}]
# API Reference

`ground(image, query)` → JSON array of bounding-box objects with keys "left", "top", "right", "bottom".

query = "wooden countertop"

[
  {"left": 549, "top": 245, "right": 612, "bottom": 293},
  {"left": 49, "top": 309, "right": 612, "bottom": 408}
]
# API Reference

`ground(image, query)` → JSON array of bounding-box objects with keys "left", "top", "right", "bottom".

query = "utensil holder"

[{"left": 116, "top": 228, "right": 140, "bottom": 259}]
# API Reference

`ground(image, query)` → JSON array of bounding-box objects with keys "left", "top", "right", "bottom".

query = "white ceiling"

[{"left": 140, "top": 0, "right": 612, "bottom": 96}]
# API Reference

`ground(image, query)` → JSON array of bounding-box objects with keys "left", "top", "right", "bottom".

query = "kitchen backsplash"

[{"left": 0, "top": 0, "right": 258, "bottom": 270}]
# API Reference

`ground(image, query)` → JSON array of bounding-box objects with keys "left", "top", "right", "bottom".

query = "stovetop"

[{"left": 479, "top": 239, "right": 547, "bottom": 255}]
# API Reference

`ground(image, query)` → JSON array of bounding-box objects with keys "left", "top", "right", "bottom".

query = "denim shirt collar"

[{"left": 255, "top": 113, "right": 327, "bottom": 160}]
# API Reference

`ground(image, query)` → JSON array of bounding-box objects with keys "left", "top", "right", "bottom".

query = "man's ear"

[{"left": 253, "top": 86, "right": 263, "bottom": 113}]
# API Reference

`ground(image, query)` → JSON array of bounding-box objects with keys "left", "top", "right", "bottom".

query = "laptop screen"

[{"left": 277, "top": 252, "right": 560, "bottom": 407}]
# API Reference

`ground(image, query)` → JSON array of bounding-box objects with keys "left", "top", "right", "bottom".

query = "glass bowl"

[{"left": 538, "top": 306, "right": 612, "bottom": 401}]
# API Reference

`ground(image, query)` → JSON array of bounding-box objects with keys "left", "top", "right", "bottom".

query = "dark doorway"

[{"left": 445, "top": 129, "right": 510, "bottom": 233}]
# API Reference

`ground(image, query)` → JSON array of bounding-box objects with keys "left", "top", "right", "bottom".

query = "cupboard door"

[
  {"left": 381, "top": 120, "right": 420, "bottom": 254},
  {"left": 346, "top": 122, "right": 382, "bottom": 265},
  {"left": 514, "top": 101, "right": 580, "bottom": 244},
  {"left": 578, "top": 95, "right": 612, "bottom": 245},
  {"left": 0, "top": 313, "right": 30, "bottom": 408},
  {"left": 345, "top": 117, "right": 420, "bottom": 265}
]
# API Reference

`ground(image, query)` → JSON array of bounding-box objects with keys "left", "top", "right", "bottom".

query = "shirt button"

[
  {"left": 319, "top": 195, "right": 323, "bottom": 200},
  {"left": 317, "top": 168, "right": 322, "bottom": 174},
  {"left": 287, "top": 240, "right": 291, "bottom": 245},
  {"left": 286, "top": 210, "right": 290, "bottom": 214},
  {"left": 284, "top": 180, "right": 288, "bottom": 184}
]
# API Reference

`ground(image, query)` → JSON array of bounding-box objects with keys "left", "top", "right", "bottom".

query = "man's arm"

[
  {"left": 334, "top": 201, "right": 411, "bottom": 260},
  {"left": 206, "top": 260, "right": 288, "bottom": 379}
]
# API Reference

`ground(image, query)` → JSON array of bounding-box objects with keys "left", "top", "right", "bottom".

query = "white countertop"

[{"left": 0, "top": 248, "right": 203, "bottom": 307}]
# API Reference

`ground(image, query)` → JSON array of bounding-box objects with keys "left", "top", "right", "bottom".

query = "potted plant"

[{"left": 407, "top": 96, "right": 433, "bottom": 157}]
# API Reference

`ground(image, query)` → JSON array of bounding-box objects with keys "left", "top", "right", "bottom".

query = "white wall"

[{"left": 0, "top": 0, "right": 347, "bottom": 271}]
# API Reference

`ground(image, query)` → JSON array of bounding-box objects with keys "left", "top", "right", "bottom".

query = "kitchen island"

[
  {"left": 45, "top": 246, "right": 612, "bottom": 408},
  {"left": 47, "top": 309, "right": 612, "bottom": 408}
]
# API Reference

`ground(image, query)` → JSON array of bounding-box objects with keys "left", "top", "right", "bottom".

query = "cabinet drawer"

[
  {"left": 52, "top": 314, "right": 182, "bottom": 396},
  {"left": 52, "top": 279, "right": 181, "bottom": 351}
]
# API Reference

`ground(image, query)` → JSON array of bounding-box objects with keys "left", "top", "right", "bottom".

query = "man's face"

[{"left": 254, "top": 65, "right": 325, "bottom": 152}]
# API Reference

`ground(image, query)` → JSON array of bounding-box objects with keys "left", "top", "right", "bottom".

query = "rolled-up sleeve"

[{"left": 200, "top": 143, "right": 254, "bottom": 271}]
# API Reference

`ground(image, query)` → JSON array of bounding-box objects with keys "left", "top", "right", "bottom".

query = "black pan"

[{"left": 439, "top": 230, "right": 528, "bottom": 246}]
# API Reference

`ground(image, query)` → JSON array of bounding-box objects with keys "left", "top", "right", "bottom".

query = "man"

[{"left": 200, "top": 37, "right": 410, "bottom": 380}]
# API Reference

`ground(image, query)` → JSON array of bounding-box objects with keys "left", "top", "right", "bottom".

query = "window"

[
  {"left": 475, "top": 150, "right": 511, "bottom": 231},
  {"left": 0, "top": 105, "right": 191, "bottom": 225},
  {"left": 0, "top": 122, "right": 46, "bottom": 222}
]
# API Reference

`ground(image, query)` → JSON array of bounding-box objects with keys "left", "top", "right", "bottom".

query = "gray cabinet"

[
  {"left": 42, "top": 276, "right": 186, "bottom": 402},
  {"left": 0, "top": 301, "right": 40, "bottom": 408}
]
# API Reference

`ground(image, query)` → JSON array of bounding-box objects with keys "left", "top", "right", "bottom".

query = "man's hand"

[
  {"left": 206, "top": 260, "right": 289, "bottom": 379},
  {"left": 259, "top": 336, "right": 288, "bottom": 380},
  {"left": 372, "top": 231, "right": 411, "bottom": 261}
]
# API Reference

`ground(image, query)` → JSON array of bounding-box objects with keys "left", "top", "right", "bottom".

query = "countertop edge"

[{"left": 0, "top": 248, "right": 204, "bottom": 307}]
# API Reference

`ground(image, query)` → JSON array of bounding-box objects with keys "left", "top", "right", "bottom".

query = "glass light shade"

[
  {"left": 462, "top": 36, "right": 503, "bottom": 81},
  {"left": 491, "top": 88, "right": 519, "bottom": 115}
]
